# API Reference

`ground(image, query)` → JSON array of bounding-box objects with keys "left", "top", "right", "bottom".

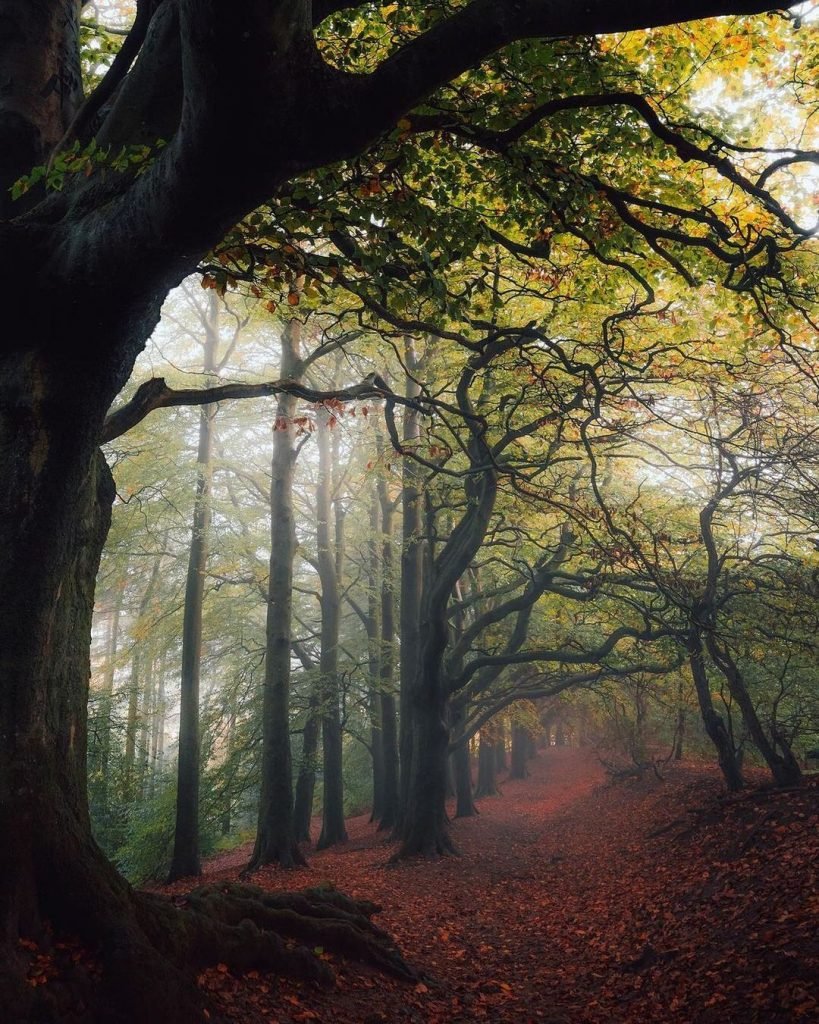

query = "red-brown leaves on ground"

[{"left": 164, "top": 748, "right": 819, "bottom": 1023}]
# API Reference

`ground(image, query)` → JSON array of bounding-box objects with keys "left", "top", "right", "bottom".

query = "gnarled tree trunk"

[
  {"left": 0, "top": 353, "right": 204, "bottom": 1021},
  {"left": 687, "top": 621, "right": 744, "bottom": 792}
]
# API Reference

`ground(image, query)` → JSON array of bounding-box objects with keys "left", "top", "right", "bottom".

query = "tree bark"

[
  {"left": 495, "top": 721, "right": 508, "bottom": 771},
  {"left": 673, "top": 678, "right": 685, "bottom": 761},
  {"left": 293, "top": 691, "right": 320, "bottom": 843},
  {"left": 397, "top": 339, "right": 424, "bottom": 828},
  {"left": 315, "top": 404, "right": 347, "bottom": 850},
  {"left": 377, "top": 456, "right": 400, "bottom": 830},
  {"left": 396, "top": 350, "right": 497, "bottom": 858},
  {"left": 0, "top": 352, "right": 204, "bottom": 1021},
  {"left": 704, "top": 632, "right": 802, "bottom": 788},
  {"left": 687, "top": 621, "right": 744, "bottom": 791},
  {"left": 365, "top": 478, "right": 384, "bottom": 823},
  {"left": 138, "top": 652, "right": 155, "bottom": 800},
  {"left": 475, "top": 732, "right": 499, "bottom": 798},
  {"left": 250, "top": 319, "right": 306, "bottom": 869},
  {"left": 452, "top": 706, "right": 477, "bottom": 817},
  {"left": 293, "top": 618, "right": 321, "bottom": 844},
  {"left": 168, "top": 297, "right": 219, "bottom": 882},
  {"left": 510, "top": 722, "right": 530, "bottom": 779}
]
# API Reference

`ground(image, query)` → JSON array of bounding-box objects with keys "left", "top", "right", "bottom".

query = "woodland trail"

[{"left": 171, "top": 748, "right": 819, "bottom": 1024}]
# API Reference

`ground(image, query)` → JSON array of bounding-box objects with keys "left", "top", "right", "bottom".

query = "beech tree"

[{"left": 1, "top": 1, "right": 814, "bottom": 1020}]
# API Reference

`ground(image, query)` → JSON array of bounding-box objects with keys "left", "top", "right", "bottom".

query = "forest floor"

[{"left": 166, "top": 748, "right": 819, "bottom": 1024}]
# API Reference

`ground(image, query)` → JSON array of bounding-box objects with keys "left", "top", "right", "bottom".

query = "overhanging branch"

[{"left": 101, "top": 375, "right": 400, "bottom": 443}]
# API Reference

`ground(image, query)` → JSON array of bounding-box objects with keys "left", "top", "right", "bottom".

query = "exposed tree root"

[
  {"left": 6, "top": 880, "right": 416, "bottom": 1023},
  {"left": 181, "top": 882, "right": 416, "bottom": 981}
]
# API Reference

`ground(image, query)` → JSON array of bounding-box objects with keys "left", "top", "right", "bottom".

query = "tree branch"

[{"left": 101, "top": 376, "right": 400, "bottom": 443}]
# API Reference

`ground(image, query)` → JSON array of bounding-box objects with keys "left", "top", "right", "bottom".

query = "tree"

[
  {"left": 314, "top": 401, "right": 348, "bottom": 849},
  {"left": 249, "top": 317, "right": 307, "bottom": 868},
  {"left": 168, "top": 289, "right": 244, "bottom": 881},
  {"left": 1, "top": 2, "right": 813, "bottom": 1019}
]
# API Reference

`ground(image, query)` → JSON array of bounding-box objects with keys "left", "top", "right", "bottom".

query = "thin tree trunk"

[
  {"left": 672, "top": 678, "right": 685, "bottom": 761},
  {"left": 126, "top": 554, "right": 162, "bottom": 802},
  {"left": 451, "top": 703, "right": 477, "bottom": 817},
  {"left": 397, "top": 339, "right": 423, "bottom": 829},
  {"left": 377, "top": 455, "right": 399, "bottom": 830},
  {"left": 495, "top": 721, "right": 508, "bottom": 771},
  {"left": 220, "top": 710, "right": 236, "bottom": 836},
  {"left": 293, "top": 640, "right": 320, "bottom": 844},
  {"left": 316, "top": 404, "right": 347, "bottom": 850},
  {"left": 169, "top": 298, "right": 219, "bottom": 882},
  {"left": 138, "top": 653, "right": 155, "bottom": 800},
  {"left": 366, "top": 479, "right": 384, "bottom": 824},
  {"left": 150, "top": 649, "right": 168, "bottom": 794},
  {"left": 124, "top": 649, "right": 141, "bottom": 800},
  {"left": 250, "top": 317, "right": 305, "bottom": 869},
  {"left": 97, "top": 579, "right": 124, "bottom": 807}
]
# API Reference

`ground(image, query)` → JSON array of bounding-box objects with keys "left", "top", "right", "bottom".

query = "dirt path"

[{"left": 178, "top": 748, "right": 819, "bottom": 1024}]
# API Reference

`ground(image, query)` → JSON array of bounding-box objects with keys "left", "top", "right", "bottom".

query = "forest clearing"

[{"left": 161, "top": 748, "right": 819, "bottom": 1024}]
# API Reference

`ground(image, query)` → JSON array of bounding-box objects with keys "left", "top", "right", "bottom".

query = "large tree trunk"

[
  {"left": 250, "top": 320, "right": 306, "bottom": 868},
  {"left": 395, "top": 351, "right": 497, "bottom": 858},
  {"left": 510, "top": 722, "right": 530, "bottom": 779},
  {"left": 0, "top": 353, "right": 203, "bottom": 1020},
  {"left": 475, "top": 731, "right": 499, "bottom": 798},
  {"left": 395, "top": 690, "right": 455, "bottom": 858}
]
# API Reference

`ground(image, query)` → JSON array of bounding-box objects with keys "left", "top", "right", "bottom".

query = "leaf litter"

[{"left": 164, "top": 748, "right": 819, "bottom": 1024}]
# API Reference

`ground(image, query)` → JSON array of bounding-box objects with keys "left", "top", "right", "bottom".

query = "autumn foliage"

[{"left": 151, "top": 748, "right": 819, "bottom": 1023}]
